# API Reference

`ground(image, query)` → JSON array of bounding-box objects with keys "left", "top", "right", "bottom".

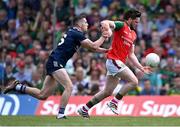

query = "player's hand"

[
  {"left": 102, "top": 29, "right": 112, "bottom": 38},
  {"left": 142, "top": 66, "right": 153, "bottom": 74},
  {"left": 100, "top": 22, "right": 110, "bottom": 32}
]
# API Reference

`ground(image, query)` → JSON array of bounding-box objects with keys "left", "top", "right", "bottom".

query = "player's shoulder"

[
  {"left": 68, "top": 27, "right": 84, "bottom": 35},
  {"left": 114, "top": 20, "right": 124, "bottom": 23},
  {"left": 114, "top": 21, "right": 125, "bottom": 30},
  {"left": 68, "top": 27, "right": 81, "bottom": 33}
]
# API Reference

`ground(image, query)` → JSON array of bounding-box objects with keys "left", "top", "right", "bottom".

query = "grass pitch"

[{"left": 0, "top": 116, "right": 180, "bottom": 126}]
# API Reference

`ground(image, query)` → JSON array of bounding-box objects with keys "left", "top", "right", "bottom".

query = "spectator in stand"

[
  {"left": 16, "top": 10, "right": 27, "bottom": 29},
  {"left": 8, "top": 19, "right": 17, "bottom": 40},
  {"left": 75, "top": 0, "right": 90, "bottom": 16},
  {"left": 88, "top": 27, "right": 100, "bottom": 42},
  {"left": 86, "top": 67, "right": 102, "bottom": 92},
  {"left": 16, "top": 35, "right": 33, "bottom": 53},
  {"left": 146, "top": 0, "right": 160, "bottom": 18},
  {"left": 0, "top": 0, "right": 7, "bottom": 10},
  {"left": 0, "top": 63, "right": 5, "bottom": 86},
  {"left": 73, "top": 58, "right": 84, "bottom": 71},
  {"left": 174, "top": 47, "right": 180, "bottom": 64},
  {"left": 160, "top": 56, "right": 176, "bottom": 88},
  {"left": 88, "top": 83, "right": 100, "bottom": 95},
  {"left": 37, "top": 20, "right": 51, "bottom": 42},
  {"left": 17, "top": 0, "right": 24, "bottom": 10},
  {"left": 125, "top": 0, "right": 140, "bottom": 9},
  {"left": 72, "top": 66, "right": 89, "bottom": 95},
  {"left": 168, "top": 76, "right": 180, "bottom": 95},
  {"left": 42, "top": 34, "right": 53, "bottom": 51},
  {"left": 140, "top": 79, "right": 156, "bottom": 95},
  {"left": 38, "top": 50, "right": 48, "bottom": 64},
  {"left": 56, "top": 0, "right": 69, "bottom": 22},
  {"left": 0, "top": 9, "right": 8, "bottom": 30},
  {"left": 155, "top": 9, "right": 174, "bottom": 33},
  {"left": 1, "top": 32, "right": 11, "bottom": 49},
  {"left": 174, "top": 20, "right": 180, "bottom": 38},
  {"left": 7, "top": 0, "right": 17, "bottom": 20},
  {"left": 13, "top": 60, "right": 31, "bottom": 82},
  {"left": 137, "top": 12, "right": 153, "bottom": 43},
  {"left": 31, "top": 70, "right": 43, "bottom": 89},
  {"left": 5, "top": 62, "right": 14, "bottom": 79},
  {"left": 24, "top": 54, "right": 36, "bottom": 76}
]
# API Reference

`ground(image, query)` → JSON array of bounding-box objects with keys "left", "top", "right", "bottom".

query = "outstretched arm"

[
  {"left": 128, "top": 45, "right": 152, "bottom": 74},
  {"left": 81, "top": 36, "right": 106, "bottom": 51},
  {"left": 81, "top": 28, "right": 111, "bottom": 51},
  {"left": 100, "top": 20, "right": 124, "bottom": 31},
  {"left": 101, "top": 20, "right": 116, "bottom": 30}
]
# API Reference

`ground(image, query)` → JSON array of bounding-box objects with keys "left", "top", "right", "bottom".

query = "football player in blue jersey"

[{"left": 3, "top": 14, "right": 111, "bottom": 119}]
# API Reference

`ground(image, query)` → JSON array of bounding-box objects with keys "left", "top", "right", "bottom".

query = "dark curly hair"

[{"left": 124, "top": 9, "right": 141, "bottom": 20}]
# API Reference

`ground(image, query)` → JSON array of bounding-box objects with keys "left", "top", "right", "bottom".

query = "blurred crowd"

[{"left": 0, "top": 0, "right": 180, "bottom": 96}]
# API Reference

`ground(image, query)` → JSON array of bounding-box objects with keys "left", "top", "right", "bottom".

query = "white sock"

[
  {"left": 15, "top": 84, "right": 22, "bottom": 91},
  {"left": 83, "top": 105, "right": 89, "bottom": 112}
]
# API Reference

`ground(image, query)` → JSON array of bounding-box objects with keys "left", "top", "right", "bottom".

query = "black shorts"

[{"left": 46, "top": 57, "right": 64, "bottom": 75}]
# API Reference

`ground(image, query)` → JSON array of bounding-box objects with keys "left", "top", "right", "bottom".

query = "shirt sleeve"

[{"left": 114, "top": 21, "right": 124, "bottom": 30}]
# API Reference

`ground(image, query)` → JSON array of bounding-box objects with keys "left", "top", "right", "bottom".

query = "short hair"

[
  {"left": 73, "top": 14, "right": 86, "bottom": 25},
  {"left": 124, "top": 9, "right": 141, "bottom": 20}
]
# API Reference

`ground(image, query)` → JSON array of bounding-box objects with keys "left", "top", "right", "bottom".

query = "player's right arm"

[
  {"left": 81, "top": 36, "right": 107, "bottom": 52},
  {"left": 80, "top": 28, "right": 111, "bottom": 51},
  {"left": 100, "top": 20, "right": 124, "bottom": 31}
]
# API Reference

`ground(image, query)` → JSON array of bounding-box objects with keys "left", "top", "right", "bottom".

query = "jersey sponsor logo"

[
  {"left": 53, "top": 61, "right": 63, "bottom": 68},
  {"left": 0, "top": 95, "right": 20, "bottom": 115},
  {"left": 53, "top": 61, "right": 59, "bottom": 67}
]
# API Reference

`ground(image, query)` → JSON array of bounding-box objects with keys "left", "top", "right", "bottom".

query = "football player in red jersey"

[{"left": 78, "top": 9, "right": 152, "bottom": 118}]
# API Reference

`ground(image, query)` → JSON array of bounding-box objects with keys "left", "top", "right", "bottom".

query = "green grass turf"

[{"left": 0, "top": 116, "right": 180, "bottom": 126}]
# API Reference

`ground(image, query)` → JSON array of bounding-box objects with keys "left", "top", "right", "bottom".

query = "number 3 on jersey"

[{"left": 58, "top": 34, "right": 67, "bottom": 46}]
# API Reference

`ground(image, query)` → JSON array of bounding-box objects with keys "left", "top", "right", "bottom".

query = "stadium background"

[{"left": 0, "top": 0, "right": 180, "bottom": 125}]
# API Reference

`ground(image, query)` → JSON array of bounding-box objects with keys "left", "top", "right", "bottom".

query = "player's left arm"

[
  {"left": 128, "top": 45, "right": 152, "bottom": 74},
  {"left": 100, "top": 20, "right": 124, "bottom": 32},
  {"left": 128, "top": 45, "right": 144, "bottom": 72}
]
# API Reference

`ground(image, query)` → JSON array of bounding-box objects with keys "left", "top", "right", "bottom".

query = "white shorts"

[{"left": 106, "top": 59, "right": 127, "bottom": 76}]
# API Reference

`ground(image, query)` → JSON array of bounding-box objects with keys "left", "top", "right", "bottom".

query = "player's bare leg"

[
  {"left": 115, "top": 67, "right": 138, "bottom": 95},
  {"left": 3, "top": 76, "right": 57, "bottom": 100},
  {"left": 78, "top": 75, "right": 119, "bottom": 118},
  {"left": 52, "top": 69, "right": 73, "bottom": 119},
  {"left": 26, "top": 76, "right": 57, "bottom": 99},
  {"left": 108, "top": 67, "right": 138, "bottom": 114}
]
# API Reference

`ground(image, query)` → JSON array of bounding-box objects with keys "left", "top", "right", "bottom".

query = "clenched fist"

[{"left": 102, "top": 28, "right": 112, "bottom": 38}]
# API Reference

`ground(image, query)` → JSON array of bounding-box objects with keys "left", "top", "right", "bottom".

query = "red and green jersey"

[{"left": 107, "top": 21, "right": 137, "bottom": 63}]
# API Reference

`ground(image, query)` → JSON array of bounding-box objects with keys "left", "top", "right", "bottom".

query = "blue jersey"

[{"left": 46, "top": 27, "right": 86, "bottom": 75}]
